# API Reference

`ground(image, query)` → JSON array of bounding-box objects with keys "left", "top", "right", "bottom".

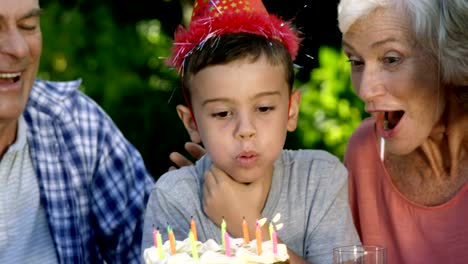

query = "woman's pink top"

[{"left": 345, "top": 118, "right": 468, "bottom": 264}]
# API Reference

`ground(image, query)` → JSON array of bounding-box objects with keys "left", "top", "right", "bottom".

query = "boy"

[{"left": 142, "top": 0, "right": 359, "bottom": 263}]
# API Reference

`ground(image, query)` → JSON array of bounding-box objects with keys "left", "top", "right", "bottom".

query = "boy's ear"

[
  {"left": 287, "top": 90, "right": 301, "bottom": 132},
  {"left": 176, "top": 105, "right": 202, "bottom": 143}
]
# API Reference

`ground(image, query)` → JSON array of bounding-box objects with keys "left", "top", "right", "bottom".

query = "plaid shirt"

[{"left": 23, "top": 79, "right": 154, "bottom": 263}]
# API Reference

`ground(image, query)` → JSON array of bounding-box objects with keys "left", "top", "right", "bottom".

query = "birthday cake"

[{"left": 143, "top": 237, "right": 289, "bottom": 264}]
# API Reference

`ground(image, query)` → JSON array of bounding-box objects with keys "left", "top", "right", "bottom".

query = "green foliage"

[
  {"left": 295, "top": 47, "right": 365, "bottom": 159},
  {"left": 39, "top": 1, "right": 189, "bottom": 179}
]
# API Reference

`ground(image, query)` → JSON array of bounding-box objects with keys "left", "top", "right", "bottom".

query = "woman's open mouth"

[{"left": 381, "top": 110, "right": 404, "bottom": 138}]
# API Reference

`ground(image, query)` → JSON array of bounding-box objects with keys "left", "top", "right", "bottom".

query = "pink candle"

[
  {"left": 224, "top": 231, "right": 231, "bottom": 257},
  {"left": 272, "top": 229, "right": 278, "bottom": 254},
  {"left": 152, "top": 226, "right": 158, "bottom": 248}
]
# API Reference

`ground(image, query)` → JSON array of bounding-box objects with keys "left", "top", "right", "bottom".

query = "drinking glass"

[{"left": 333, "top": 245, "right": 386, "bottom": 264}]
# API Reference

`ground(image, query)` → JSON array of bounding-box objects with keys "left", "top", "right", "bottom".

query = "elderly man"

[{"left": 0, "top": 0, "right": 153, "bottom": 263}]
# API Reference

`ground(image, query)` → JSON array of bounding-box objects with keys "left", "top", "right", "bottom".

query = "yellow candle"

[
  {"left": 167, "top": 225, "right": 176, "bottom": 255},
  {"left": 189, "top": 230, "right": 199, "bottom": 260},
  {"left": 221, "top": 218, "right": 227, "bottom": 248},
  {"left": 269, "top": 223, "right": 274, "bottom": 241},
  {"left": 156, "top": 228, "right": 165, "bottom": 259},
  {"left": 191, "top": 216, "right": 198, "bottom": 241},
  {"left": 256, "top": 221, "right": 263, "bottom": 256},
  {"left": 242, "top": 217, "right": 250, "bottom": 243}
]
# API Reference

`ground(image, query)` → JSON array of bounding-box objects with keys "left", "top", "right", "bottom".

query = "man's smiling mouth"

[{"left": 0, "top": 72, "right": 21, "bottom": 83}]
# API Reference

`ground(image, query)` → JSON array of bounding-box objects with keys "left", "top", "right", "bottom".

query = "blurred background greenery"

[{"left": 38, "top": 0, "right": 366, "bottom": 180}]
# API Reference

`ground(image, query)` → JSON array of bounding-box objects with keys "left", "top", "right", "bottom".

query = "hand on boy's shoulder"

[
  {"left": 169, "top": 142, "right": 206, "bottom": 171},
  {"left": 202, "top": 165, "right": 266, "bottom": 238}
]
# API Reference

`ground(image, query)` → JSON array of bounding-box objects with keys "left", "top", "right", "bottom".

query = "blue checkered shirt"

[{"left": 23, "top": 79, "right": 154, "bottom": 263}]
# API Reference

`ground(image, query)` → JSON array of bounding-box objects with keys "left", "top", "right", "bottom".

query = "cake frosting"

[{"left": 143, "top": 237, "right": 289, "bottom": 264}]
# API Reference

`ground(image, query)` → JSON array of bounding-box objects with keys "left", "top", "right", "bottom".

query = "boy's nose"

[
  {"left": 235, "top": 114, "right": 256, "bottom": 140},
  {"left": 238, "top": 130, "right": 255, "bottom": 140}
]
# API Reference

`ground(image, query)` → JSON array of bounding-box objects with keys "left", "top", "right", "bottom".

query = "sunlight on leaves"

[{"left": 297, "top": 47, "right": 365, "bottom": 159}]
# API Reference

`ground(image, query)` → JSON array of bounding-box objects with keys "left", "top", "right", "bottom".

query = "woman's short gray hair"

[{"left": 338, "top": 0, "right": 468, "bottom": 86}]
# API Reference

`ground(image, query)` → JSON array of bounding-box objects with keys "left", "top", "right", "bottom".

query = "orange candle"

[
  {"left": 242, "top": 217, "right": 250, "bottom": 243},
  {"left": 191, "top": 216, "right": 198, "bottom": 241},
  {"left": 167, "top": 225, "right": 176, "bottom": 255},
  {"left": 256, "top": 221, "right": 263, "bottom": 256}
]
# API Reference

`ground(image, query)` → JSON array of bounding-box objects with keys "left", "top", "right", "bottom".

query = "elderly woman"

[{"left": 339, "top": 0, "right": 468, "bottom": 263}]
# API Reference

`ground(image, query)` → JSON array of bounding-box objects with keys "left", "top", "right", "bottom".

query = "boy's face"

[{"left": 178, "top": 56, "right": 301, "bottom": 183}]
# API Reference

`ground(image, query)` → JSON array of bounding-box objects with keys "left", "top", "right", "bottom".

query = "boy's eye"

[
  {"left": 258, "top": 106, "right": 275, "bottom": 113},
  {"left": 211, "top": 111, "right": 231, "bottom": 118}
]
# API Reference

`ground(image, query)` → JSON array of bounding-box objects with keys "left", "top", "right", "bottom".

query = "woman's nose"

[{"left": 357, "top": 65, "right": 386, "bottom": 103}]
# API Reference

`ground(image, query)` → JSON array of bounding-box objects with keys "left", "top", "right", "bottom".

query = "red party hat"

[{"left": 168, "top": 0, "right": 301, "bottom": 71}]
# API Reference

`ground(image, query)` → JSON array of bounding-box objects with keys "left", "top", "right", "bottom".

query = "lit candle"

[
  {"left": 152, "top": 225, "right": 158, "bottom": 248},
  {"left": 221, "top": 218, "right": 227, "bottom": 248},
  {"left": 242, "top": 217, "right": 250, "bottom": 243},
  {"left": 191, "top": 216, "right": 198, "bottom": 241},
  {"left": 224, "top": 231, "right": 231, "bottom": 257},
  {"left": 272, "top": 229, "right": 278, "bottom": 254},
  {"left": 189, "top": 230, "right": 199, "bottom": 260},
  {"left": 256, "top": 221, "right": 263, "bottom": 256},
  {"left": 156, "top": 228, "right": 165, "bottom": 259},
  {"left": 167, "top": 225, "right": 176, "bottom": 255}
]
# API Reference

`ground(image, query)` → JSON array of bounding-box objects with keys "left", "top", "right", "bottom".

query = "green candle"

[{"left": 189, "top": 230, "right": 199, "bottom": 260}]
